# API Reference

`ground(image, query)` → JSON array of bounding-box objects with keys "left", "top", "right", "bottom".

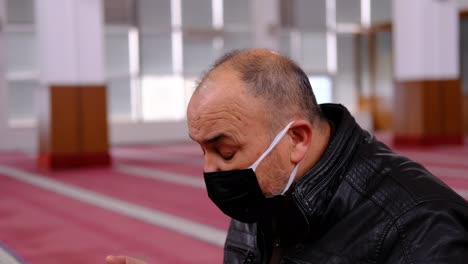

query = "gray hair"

[{"left": 196, "top": 49, "right": 325, "bottom": 129}]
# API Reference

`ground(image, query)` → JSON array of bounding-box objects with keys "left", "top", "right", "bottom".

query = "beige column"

[
  {"left": 36, "top": 0, "right": 111, "bottom": 168},
  {"left": 393, "top": 0, "right": 463, "bottom": 146}
]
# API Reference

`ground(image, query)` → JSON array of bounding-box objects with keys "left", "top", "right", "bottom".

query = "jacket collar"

[{"left": 291, "top": 104, "right": 364, "bottom": 233}]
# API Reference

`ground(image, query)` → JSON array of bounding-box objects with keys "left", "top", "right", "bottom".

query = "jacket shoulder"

[
  {"left": 344, "top": 138, "right": 468, "bottom": 262},
  {"left": 345, "top": 137, "right": 466, "bottom": 218},
  {"left": 380, "top": 200, "right": 468, "bottom": 263}
]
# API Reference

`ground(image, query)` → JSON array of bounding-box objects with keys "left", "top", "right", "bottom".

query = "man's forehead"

[
  {"left": 188, "top": 72, "right": 247, "bottom": 118},
  {"left": 188, "top": 91, "right": 233, "bottom": 122},
  {"left": 188, "top": 97, "right": 248, "bottom": 128},
  {"left": 187, "top": 96, "right": 253, "bottom": 144},
  {"left": 188, "top": 111, "right": 244, "bottom": 145},
  {"left": 187, "top": 67, "right": 269, "bottom": 140}
]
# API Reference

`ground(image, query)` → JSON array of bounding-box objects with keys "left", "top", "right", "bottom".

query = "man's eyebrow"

[
  {"left": 189, "top": 132, "right": 233, "bottom": 145},
  {"left": 203, "top": 134, "right": 226, "bottom": 145}
]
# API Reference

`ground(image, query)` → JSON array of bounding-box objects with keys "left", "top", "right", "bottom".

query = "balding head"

[
  {"left": 193, "top": 48, "right": 324, "bottom": 130},
  {"left": 187, "top": 49, "right": 331, "bottom": 197}
]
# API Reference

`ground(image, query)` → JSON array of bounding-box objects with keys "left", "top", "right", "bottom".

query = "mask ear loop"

[
  {"left": 281, "top": 162, "right": 300, "bottom": 195},
  {"left": 250, "top": 121, "right": 295, "bottom": 172}
]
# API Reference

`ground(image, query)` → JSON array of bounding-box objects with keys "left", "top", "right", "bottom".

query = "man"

[{"left": 107, "top": 49, "right": 468, "bottom": 263}]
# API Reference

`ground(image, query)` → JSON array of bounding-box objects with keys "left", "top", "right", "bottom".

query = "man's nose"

[{"left": 203, "top": 154, "right": 219, "bottom": 172}]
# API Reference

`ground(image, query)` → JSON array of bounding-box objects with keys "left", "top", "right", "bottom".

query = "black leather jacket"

[{"left": 223, "top": 104, "right": 468, "bottom": 264}]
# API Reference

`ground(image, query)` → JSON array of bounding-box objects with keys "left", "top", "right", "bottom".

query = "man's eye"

[
  {"left": 222, "top": 152, "right": 235, "bottom": 161},
  {"left": 217, "top": 149, "right": 235, "bottom": 160}
]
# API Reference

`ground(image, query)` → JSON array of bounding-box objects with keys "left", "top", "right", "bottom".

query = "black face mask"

[
  {"left": 203, "top": 121, "right": 299, "bottom": 223},
  {"left": 204, "top": 169, "right": 268, "bottom": 223}
]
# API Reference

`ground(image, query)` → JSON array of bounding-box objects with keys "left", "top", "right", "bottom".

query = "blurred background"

[{"left": 0, "top": 0, "right": 467, "bottom": 263}]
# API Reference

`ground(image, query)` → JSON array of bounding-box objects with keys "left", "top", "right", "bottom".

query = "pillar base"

[
  {"left": 464, "top": 94, "right": 468, "bottom": 134},
  {"left": 393, "top": 79, "right": 464, "bottom": 147},
  {"left": 393, "top": 135, "right": 464, "bottom": 147},
  {"left": 38, "top": 152, "right": 111, "bottom": 169},
  {"left": 38, "top": 85, "right": 111, "bottom": 169}
]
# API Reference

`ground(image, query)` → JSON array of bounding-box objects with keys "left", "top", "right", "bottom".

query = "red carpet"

[
  {"left": 0, "top": 136, "right": 467, "bottom": 263},
  {"left": 0, "top": 174, "right": 222, "bottom": 264}
]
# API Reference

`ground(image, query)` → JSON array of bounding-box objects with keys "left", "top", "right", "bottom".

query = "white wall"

[
  {"left": 372, "top": 0, "right": 392, "bottom": 24},
  {"left": 460, "top": 0, "right": 468, "bottom": 9},
  {"left": 0, "top": 0, "right": 191, "bottom": 151},
  {"left": 462, "top": 18, "right": 468, "bottom": 93},
  {"left": 253, "top": 0, "right": 279, "bottom": 51},
  {"left": 375, "top": 31, "right": 393, "bottom": 97},
  {"left": 394, "top": 0, "right": 459, "bottom": 81},
  {"left": 334, "top": 33, "right": 373, "bottom": 131},
  {"left": 335, "top": 34, "right": 357, "bottom": 113},
  {"left": 0, "top": 0, "right": 9, "bottom": 150},
  {"left": 0, "top": 121, "right": 189, "bottom": 151},
  {"left": 110, "top": 121, "right": 189, "bottom": 145},
  {"left": 4, "top": 0, "right": 466, "bottom": 151}
]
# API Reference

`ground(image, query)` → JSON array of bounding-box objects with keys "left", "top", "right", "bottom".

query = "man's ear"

[{"left": 288, "top": 120, "right": 313, "bottom": 163}]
